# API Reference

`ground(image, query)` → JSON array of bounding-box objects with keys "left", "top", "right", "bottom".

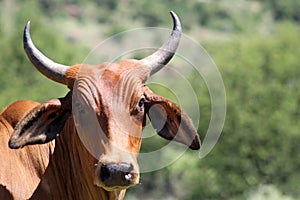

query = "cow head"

[{"left": 9, "top": 12, "right": 200, "bottom": 191}]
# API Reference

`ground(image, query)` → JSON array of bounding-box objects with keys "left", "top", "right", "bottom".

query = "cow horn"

[
  {"left": 141, "top": 11, "right": 182, "bottom": 75},
  {"left": 23, "top": 21, "right": 69, "bottom": 85}
]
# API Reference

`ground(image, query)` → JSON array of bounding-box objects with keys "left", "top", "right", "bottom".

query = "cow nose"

[{"left": 99, "top": 162, "right": 135, "bottom": 187}]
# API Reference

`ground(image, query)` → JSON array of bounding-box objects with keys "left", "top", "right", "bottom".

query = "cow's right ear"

[
  {"left": 143, "top": 87, "right": 201, "bottom": 150},
  {"left": 9, "top": 93, "right": 72, "bottom": 149}
]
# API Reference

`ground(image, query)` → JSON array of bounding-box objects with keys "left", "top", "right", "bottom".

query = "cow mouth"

[
  {"left": 94, "top": 176, "right": 139, "bottom": 192},
  {"left": 98, "top": 184, "right": 133, "bottom": 192}
]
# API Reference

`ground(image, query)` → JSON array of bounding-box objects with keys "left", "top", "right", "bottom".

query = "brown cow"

[{"left": 0, "top": 12, "right": 200, "bottom": 200}]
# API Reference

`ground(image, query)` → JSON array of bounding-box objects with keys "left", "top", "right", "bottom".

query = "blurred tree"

[
  {"left": 0, "top": 0, "right": 87, "bottom": 109},
  {"left": 175, "top": 22, "right": 300, "bottom": 199},
  {"left": 263, "top": 0, "right": 300, "bottom": 22}
]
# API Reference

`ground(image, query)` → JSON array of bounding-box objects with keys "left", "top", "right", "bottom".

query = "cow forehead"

[
  {"left": 72, "top": 60, "right": 151, "bottom": 132},
  {"left": 99, "top": 60, "right": 150, "bottom": 91},
  {"left": 73, "top": 60, "right": 150, "bottom": 102}
]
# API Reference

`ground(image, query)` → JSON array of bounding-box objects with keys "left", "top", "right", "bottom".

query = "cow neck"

[{"left": 34, "top": 118, "right": 117, "bottom": 200}]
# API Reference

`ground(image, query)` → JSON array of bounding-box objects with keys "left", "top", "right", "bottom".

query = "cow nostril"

[{"left": 100, "top": 164, "right": 111, "bottom": 182}]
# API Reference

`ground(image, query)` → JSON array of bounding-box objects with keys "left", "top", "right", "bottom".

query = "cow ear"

[
  {"left": 9, "top": 93, "right": 72, "bottom": 149},
  {"left": 144, "top": 87, "right": 201, "bottom": 150}
]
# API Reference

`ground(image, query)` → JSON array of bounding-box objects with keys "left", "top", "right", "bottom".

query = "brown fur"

[
  {"left": 0, "top": 101, "right": 53, "bottom": 199},
  {"left": 0, "top": 100, "right": 123, "bottom": 199},
  {"left": 30, "top": 118, "right": 121, "bottom": 200}
]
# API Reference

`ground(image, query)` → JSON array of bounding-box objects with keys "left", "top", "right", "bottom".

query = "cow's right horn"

[
  {"left": 140, "top": 11, "right": 182, "bottom": 76},
  {"left": 23, "top": 21, "right": 69, "bottom": 85}
]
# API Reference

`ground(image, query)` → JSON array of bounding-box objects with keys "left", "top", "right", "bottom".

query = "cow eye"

[{"left": 138, "top": 96, "right": 148, "bottom": 111}]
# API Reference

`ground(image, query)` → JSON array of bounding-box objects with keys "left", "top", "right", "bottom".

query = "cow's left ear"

[
  {"left": 9, "top": 93, "right": 72, "bottom": 149},
  {"left": 144, "top": 87, "right": 200, "bottom": 150}
]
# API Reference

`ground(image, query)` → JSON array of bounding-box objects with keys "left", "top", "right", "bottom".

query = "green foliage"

[
  {"left": 0, "top": 1, "right": 300, "bottom": 200},
  {"left": 246, "top": 184, "right": 295, "bottom": 200},
  {"left": 263, "top": 0, "right": 300, "bottom": 22},
  {"left": 0, "top": 0, "right": 86, "bottom": 109},
  {"left": 178, "top": 23, "right": 300, "bottom": 199}
]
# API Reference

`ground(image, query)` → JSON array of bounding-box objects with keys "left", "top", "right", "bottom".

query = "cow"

[{"left": 0, "top": 11, "right": 200, "bottom": 200}]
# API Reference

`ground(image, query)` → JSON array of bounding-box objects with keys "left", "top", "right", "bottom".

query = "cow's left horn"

[
  {"left": 23, "top": 21, "right": 69, "bottom": 85},
  {"left": 140, "top": 11, "right": 182, "bottom": 75}
]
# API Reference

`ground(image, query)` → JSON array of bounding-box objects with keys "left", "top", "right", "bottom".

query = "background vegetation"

[{"left": 0, "top": 0, "right": 299, "bottom": 199}]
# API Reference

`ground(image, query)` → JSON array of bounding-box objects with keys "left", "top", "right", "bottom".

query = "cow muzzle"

[{"left": 95, "top": 162, "right": 140, "bottom": 190}]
